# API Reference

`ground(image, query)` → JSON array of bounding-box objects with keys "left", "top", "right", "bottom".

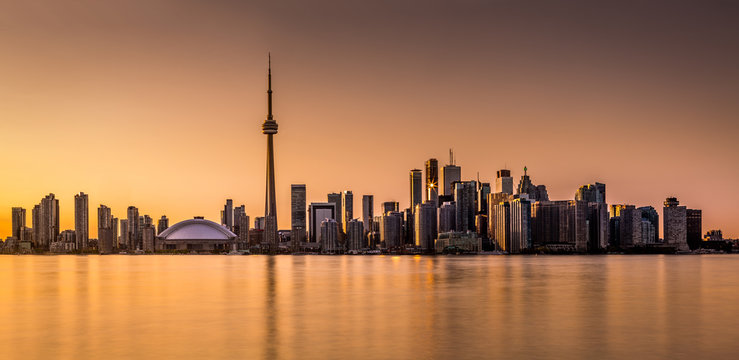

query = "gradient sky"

[{"left": 1, "top": 0, "right": 738, "bottom": 238}]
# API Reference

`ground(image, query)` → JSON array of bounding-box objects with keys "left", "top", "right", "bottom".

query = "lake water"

[{"left": 1, "top": 255, "right": 738, "bottom": 359}]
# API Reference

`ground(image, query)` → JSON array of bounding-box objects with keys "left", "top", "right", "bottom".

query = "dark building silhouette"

[{"left": 686, "top": 209, "right": 702, "bottom": 250}]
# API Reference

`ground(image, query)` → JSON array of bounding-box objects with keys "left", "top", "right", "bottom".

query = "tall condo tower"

[
  {"left": 262, "top": 54, "right": 279, "bottom": 250},
  {"left": 425, "top": 158, "right": 439, "bottom": 204},
  {"left": 410, "top": 169, "right": 423, "bottom": 210}
]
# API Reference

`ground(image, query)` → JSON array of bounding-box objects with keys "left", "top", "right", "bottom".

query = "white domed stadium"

[{"left": 156, "top": 217, "right": 237, "bottom": 252}]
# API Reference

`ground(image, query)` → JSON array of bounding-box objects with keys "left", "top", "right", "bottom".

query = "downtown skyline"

[{"left": 1, "top": 0, "right": 739, "bottom": 238}]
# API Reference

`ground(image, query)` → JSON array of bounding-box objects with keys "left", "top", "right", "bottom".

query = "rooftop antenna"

[{"left": 449, "top": 148, "right": 454, "bottom": 166}]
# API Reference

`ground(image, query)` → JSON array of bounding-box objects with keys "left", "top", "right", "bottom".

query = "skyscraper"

[
  {"left": 442, "top": 149, "right": 461, "bottom": 196},
  {"left": 237, "top": 213, "right": 250, "bottom": 246},
  {"left": 98, "top": 205, "right": 115, "bottom": 254},
  {"left": 327, "top": 192, "right": 342, "bottom": 229},
  {"left": 415, "top": 201, "right": 437, "bottom": 251},
  {"left": 663, "top": 197, "right": 688, "bottom": 251},
  {"left": 492, "top": 198, "right": 532, "bottom": 254},
  {"left": 320, "top": 218, "right": 340, "bottom": 253},
  {"left": 609, "top": 205, "right": 642, "bottom": 247},
  {"left": 157, "top": 215, "right": 169, "bottom": 235},
  {"left": 11, "top": 207, "right": 25, "bottom": 240},
  {"left": 403, "top": 207, "right": 414, "bottom": 245},
  {"left": 425, "top": 158, "right": 439, "bottom": 204},
  {"left": 233, "top": 205, "right": 245, "bottom": 234},
  {"left": 495, "top": 169, "right": 513, "bottom": 195},
  {"left": 142, "top": 224, "right": 156, "bottom": 252},
  {"left": 686, "top": 209, "right": 702, "bottom": 250},
  {"left": 530, "top": 200, "right": 590, "bottom": 252},
  {"left": 341, "top": 190, "right": 353, "bottom": 232},
  {"left": 410, "top": 169, "right": 423, "bottom": 210},
  {"left": 34, "top": 194, "right": 59, "bottom": 249},
  {"left": 638, "top": 206, "right": 659, "bottom": 244},
  {"left": 262, "top": 54, "right": 279, "bottom": 251},
  {"left": 291, "top": 185, "right": 307, "bottom": 246},
  {"left": 454, "top": 180, "right": 477, "bottom": 233},
  {"left": 477, "top": 182, "right": 491, "bottom": 215},
  {"left": 346, "top": 219, "right": 364, "bottom": 251},
  {"left": 575, "top": 183, "right": 607, "bottom": 203},
  {"left": 222, "top": 199, "right": 233, "bottom": 230},
  {"left": 516, "top": 167, "right": 549, "bottom": 201},
  {"left": 127, "top": 206, "right": 139, "bottom": 250},
  {"left": 380, "top": 211, "right": 403, "bottom": 249},
  {"left": 74, "top": 192, "right": 89, "bottom": 250},
  {"left": 119, "top": 219, "right": 128, "bottom": 249},
  {"left": 362, "top": 195, "right": 374, "bottom": 235},
  {"left": 439, "top": 201, "right": 456, "bottom": 233},
  {"left": 309, "top": 202, "right": 336, "bottom": 243}
]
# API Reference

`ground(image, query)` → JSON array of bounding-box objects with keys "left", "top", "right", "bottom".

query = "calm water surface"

[{"left": 1, "top": 255, "right": 738, "bottom": 359}]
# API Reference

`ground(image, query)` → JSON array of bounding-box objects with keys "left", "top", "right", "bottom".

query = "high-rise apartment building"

[
  {"left": 530, "top": 200, "right": 590, "bottom": 252},
  {"left": 11, "top": 207, "right": 25, "bottom": 240},
  {"left": 98, "top": 205, "right": 115, "bottom": 254},
  {"left": 238, "top": 213, "right": 250, "bottom": 246},
  {"left": 491, "top": 198, "right": 532, "bottom": 254},
  {"left": 142, "top": 224, "right": 156, "bottom": 252},
  {"left": 638, "top": 206, "right": 659, "bottom": 243},
  {"left": 346, "top": 219, "right": 364, "bottom": 251},
  {"left": 380, "top": 211, "right": 403, "bottom": 248},
  {"left": 415, "top": 201, "right": 437, "bottom": 251},
  {"left": 34, "top": 194, "right": 59, "bottom": 249},
  {"left": 410, "top": 169, "right": 423, "bottom": 210},
  {"left": 609, "top": 205, "right": 642, "bottom": 247},
  {"left": 320, "top": 218, "right": 340, "bottom": 253},
  {"left": 119, "top": 219, "right": 128, "bottom": 249},
  {"left": 157, "top": 215, "right": 169, "bottom": 235},
  {"left": 362, "top": 195, "right": 374, "bottom": 235},
  {"left": 222, "top": 199, "right": 233, "bottom": 230},
  {"left": 127, "top": 206, "right": 140, "bottom": 250},
  {"left": 74, "top": 192, "right": 89, "bottom": 250},
  {"left": 663, "top": 197, "right": 688, "bottom": 251},
  {"left": 341, "top": 190, "right": 353, "bottom": 232}
]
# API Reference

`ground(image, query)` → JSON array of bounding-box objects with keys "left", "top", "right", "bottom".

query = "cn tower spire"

[{"left": 267, "top": 52, "right": 273, "bottom": 121}]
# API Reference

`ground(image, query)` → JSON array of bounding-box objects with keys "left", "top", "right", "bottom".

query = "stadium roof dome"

[{"left": 157, "top": 218, "right": 237, "bottom": 240}]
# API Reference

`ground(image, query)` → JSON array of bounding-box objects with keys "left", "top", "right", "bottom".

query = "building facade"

[
  {"left": 291, "top": 184, "right": 307, "bottom": 245},
  {"left": 664, "top": 197, "right": 688, "bottom": 251}
]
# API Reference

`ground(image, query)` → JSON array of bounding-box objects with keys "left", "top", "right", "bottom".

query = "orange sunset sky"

[{"left": 1, "top": 0, "right": 738, "bottom": 238}]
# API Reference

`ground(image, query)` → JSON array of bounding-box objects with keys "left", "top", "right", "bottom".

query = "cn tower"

[{"left": 262, "top": 54, "right": 278, "bottom": 251}]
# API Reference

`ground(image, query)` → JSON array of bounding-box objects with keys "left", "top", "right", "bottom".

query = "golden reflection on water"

[{"left": 0, "top": 255, "right": 738, "bottom": 359}]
